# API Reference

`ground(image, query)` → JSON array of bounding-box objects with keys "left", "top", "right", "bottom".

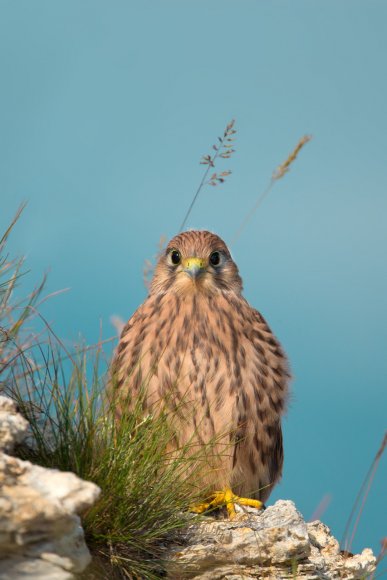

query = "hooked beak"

[{"left": 182, "top": 257, "right": 207, "bottom": 279}]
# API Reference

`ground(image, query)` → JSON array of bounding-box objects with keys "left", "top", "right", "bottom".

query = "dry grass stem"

[
  {"left": 370, "top": 538, "right": 387, "bottom": 580},
  {"left": 272, "top": 134, "right": 312, "bottom": 181},
  {"left": 178, "top": 119, "right": 236, "bottom": 232},
  {"left": 308, "top": 493, "right": 332, "bottom": 523},
  {"left": 143, "top": 234, "right": 167, "bottom": 290},
  {"left": 341, "top": 431, "right": 387, "bottom": 554},
  {"left": 231, "top": 134, "right": 312, "bottom": 245}
]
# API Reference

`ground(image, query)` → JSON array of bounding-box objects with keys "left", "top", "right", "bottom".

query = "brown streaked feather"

[{"left": 112, "top": 230, "right": 290, "bottom": 501}]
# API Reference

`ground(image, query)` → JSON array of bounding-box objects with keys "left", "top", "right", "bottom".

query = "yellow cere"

[{"left": 182, "top": 257, "right": 207, "bottom": 271}]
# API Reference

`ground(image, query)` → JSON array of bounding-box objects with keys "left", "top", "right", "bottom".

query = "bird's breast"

[{"left": 115, "top": 289, "right": 288, "bottom": 428}]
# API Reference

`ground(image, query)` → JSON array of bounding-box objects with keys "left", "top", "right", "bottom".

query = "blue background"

[{"left": 1, "top": 0, "right": 386, "bottom": 556}]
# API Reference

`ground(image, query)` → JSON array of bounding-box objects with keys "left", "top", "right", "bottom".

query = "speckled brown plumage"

[{"left": 113, "top": 230, "right": 290, "bottom": 503}]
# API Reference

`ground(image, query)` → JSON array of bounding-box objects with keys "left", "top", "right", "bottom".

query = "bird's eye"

[
  {"left": 210, "top": 251, "right": 221, "bottom": 266},
  {"left": 170, "top": 250, "right": 181, "bottom": 265}
]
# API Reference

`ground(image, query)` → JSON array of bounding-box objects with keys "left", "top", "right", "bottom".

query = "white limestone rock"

[
  {"left": 165, "top": 500, "right": 377, "bottom": 579},
  {"left": 0, "top": 396, "right": 29, "bottom": 452},
  {"left": 0, "top": 556, "right": 74, "bottom": 580},
  {"left": 0, "top": 395, "right": 100, "bottom": 579},
  {"left": 0, "top": 396, "right": 376, "bottom": 580}
]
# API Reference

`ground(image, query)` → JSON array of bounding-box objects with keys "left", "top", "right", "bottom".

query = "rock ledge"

[
  {"left": 0, "top": 396, "right": 376, "bottom": 579},
  {"left": 166, "top": 500, "right": 376, "bottom": 579}
]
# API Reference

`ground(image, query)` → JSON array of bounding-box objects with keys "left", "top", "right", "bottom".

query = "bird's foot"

[{"left": 191, "top": 488, "right": 263, "bottom": 519}]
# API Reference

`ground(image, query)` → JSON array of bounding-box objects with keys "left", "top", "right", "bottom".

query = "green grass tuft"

[{"left": 0, "top": 209, "right": 211, "bottom": 579}]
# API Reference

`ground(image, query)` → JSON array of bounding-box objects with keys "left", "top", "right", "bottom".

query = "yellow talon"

[
  {"left": 190, "top": 501, "right": 211, "bottom": 514},
  {"left": 237, "top": 496, "right": 263, "bottom": 509},
  {"left": 190, "top": 488, "right": 263, "bottom": 518}
]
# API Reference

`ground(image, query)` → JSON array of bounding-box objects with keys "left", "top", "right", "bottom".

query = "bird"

[{"left": 112, "top": 230, "right": 290, "bottom": 517}]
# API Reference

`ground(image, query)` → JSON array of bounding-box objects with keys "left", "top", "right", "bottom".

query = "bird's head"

[{"left": 150, "top": 230, "right": 243, "bottom": 295}]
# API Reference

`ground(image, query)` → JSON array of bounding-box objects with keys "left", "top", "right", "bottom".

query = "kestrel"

[{"left": 113, "top": 230, "right": 290, "bottom": 516}]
